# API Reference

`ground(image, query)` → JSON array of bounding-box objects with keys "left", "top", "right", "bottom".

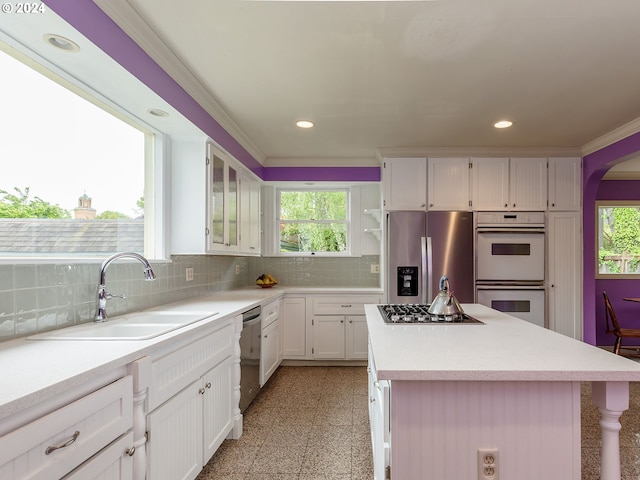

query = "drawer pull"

[
  {"left": 205, "top": 382, "right": 212, "bottom": 389},
  {"left": 199, "top": 387, "right": 206, "bottom": 395},
  {"left": 125, "top": 446, "right": 136, "bottom": 457},
  {"left": 45, "top": 431, "right": 80, "bottom": 455},
  {"left": 341, "top": 304, "right": 352, "bottom": 308}
]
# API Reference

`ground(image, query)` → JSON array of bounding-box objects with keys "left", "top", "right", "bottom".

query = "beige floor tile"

[{"left": 249, "top": 444, "right": 307, "bottom": 474}]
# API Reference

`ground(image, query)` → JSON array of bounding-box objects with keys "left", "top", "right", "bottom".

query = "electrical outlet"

[
  {"left": 370, "top": 264, "right": 380, "bottom": 273},
  {"left": 478, "top": 448, "right": 499, "bottom": 480},
  {"left": 185, "top": 267, "right": 194, "bottom": 282}
]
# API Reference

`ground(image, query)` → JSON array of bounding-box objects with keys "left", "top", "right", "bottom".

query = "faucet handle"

[{"left": 105, "top": 292, "right": 126, "bottom": 300}]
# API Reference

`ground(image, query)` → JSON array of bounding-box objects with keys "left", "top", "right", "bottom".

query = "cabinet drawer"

[
  {"left": 312, "top": 295, "right": 381, "bottom": 315},
  {"left": 149, "top": 321, "right": 234, "bottom": 411},
  {"left": 63, "top": 432, "right": 133, "bottom": 480},
  {"left": 262, "top": 300, "right": 279, "bottom": 329},
  {"left": 0, "top": 376, "right": 133, "bottom": 480}
]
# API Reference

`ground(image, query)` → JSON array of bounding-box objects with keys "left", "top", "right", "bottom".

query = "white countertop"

[
  {"left": 366, "top": 303, "right": 640, "bottom": 382},
  {"left": 0, "top": 286, "right": 382, "bottom": 423}
]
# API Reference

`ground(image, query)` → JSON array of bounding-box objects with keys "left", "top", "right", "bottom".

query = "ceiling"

[{"left": 93, "top": 0, "right": 640, "bottom": 166}]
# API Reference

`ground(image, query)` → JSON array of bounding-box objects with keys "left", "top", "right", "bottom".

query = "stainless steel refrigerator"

[{"left": 386, "top": 211, "right": 474, "bottom": 304}]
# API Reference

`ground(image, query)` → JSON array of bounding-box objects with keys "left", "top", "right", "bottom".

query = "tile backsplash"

[{"left": 0, "top": 254, "right": 380, "bottom": 340}]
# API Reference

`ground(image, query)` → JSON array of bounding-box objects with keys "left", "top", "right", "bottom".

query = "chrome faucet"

[{"left": 94, "top": 252, "right": 156, "bottom": 322}]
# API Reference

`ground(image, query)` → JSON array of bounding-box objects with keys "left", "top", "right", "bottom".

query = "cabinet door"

[
  {"left": 203, "top": 357, "right": 233, "bottom": 463},
  {"left": 510, "top": 158, "right": 547, "bottom": 210},
  {"left": 240, "top": 173, "right": 261, "bottom": 254},
  {"left": 63, "top": 432, "right": 133, "bottom": 480},
  {"left": 383, "top": 158, "right": 427, "bottom": 211},
  {"left": 427, "top": 158, "right": 470, "bottom": 211},
  {"left": 282, "top": 297, "right": 307, "bottom": 358},
  {"left": 346, "top": 315, "right": 368, "bottom": 359},
  {"left": 260, "top": 319, "right": 280, "bottom": 386},
  {"left": 227, "top": 164, "right": 239, "bottom": 250},
  {"left": 548, "top": 157, "right": 581, "bottom": 211},
  {"left": 147, "top": 380, "right": 202, "bottom": 480},
  {"left": 548, "top": 212, "right": 582, "bottom": 339},
  {"left": 471, "top": 158, "right": 509, "bottom": 210},
  {"left": 207, "top": 145, "right": 239, "bottom": 253},
  {"left": 313, "top": 315, "right": 346, "bottom": 359}
]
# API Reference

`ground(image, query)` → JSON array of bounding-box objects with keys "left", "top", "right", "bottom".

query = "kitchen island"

[{"left": 365, "top": 303, "right": 640, "bottom": 480}]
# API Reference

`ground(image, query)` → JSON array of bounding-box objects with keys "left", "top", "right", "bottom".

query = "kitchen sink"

[{"left": 27, "top": 311, "right": 219, "bottom": 341}]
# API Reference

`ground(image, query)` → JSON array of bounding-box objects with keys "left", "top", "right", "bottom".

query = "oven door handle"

[
  {"left": 475, "top": 284, "right": 546, "bottom": 290},
  {"left": 476, "top": 228, "right": 545, "bottom": 234}
]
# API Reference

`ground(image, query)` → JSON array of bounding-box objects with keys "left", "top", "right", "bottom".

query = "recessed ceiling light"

[
  {"left": 494, "top": 120, "right": 513, "bottom": 129},
  {"left": 296, "top": 120, "right": 314, "bottom": 129},
  {"left": 148, "top": 109, "right": 169, "bottom": 117},
  {"left": 43, "top": 34, "right": 80, "bottom": 52}
]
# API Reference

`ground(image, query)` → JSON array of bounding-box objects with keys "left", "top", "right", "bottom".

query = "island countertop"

[{"left": 366, "top": 303, "right": 640, "bottom": 382}]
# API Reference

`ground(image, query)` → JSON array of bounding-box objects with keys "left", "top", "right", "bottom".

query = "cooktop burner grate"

[{"left": 378, "top": 304, "right": 484, "bottom": 324}]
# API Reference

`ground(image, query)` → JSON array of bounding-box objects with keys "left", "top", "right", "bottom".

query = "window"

[
  {"left": 0, "top": 45, "right": 148, "bottom": 258},
  {"left": 277, "top": 189, "right": 349, "bottom": 254},
  {"left": 597, "top": 202, "right": 640, "bottom": 276}
]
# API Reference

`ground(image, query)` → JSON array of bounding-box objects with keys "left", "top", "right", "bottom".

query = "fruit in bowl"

[{"left": 256, "top": 273, "right": 278, "bottom": 288}]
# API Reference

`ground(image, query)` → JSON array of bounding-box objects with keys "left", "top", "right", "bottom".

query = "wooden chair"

[{"left": 603, "top": 291, "right": 640, "bottom": 356}]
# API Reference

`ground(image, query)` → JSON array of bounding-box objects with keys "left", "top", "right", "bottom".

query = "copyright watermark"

[{"left": 1, "top": 3, "right": 46, "bottom": 13}]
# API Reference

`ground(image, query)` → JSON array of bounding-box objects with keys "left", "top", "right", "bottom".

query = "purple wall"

[
  {"left": 583, "top": 133, "right": 640, "bottom": 345},
  {"left": 42, "top": 0, "right": 380, "bottom": 183}
]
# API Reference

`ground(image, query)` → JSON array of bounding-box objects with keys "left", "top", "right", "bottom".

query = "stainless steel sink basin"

[{"left": 27, "top": 311, "right": 220, "bottom": 341}]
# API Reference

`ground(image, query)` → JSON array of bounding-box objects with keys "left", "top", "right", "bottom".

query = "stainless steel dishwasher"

[{"left": 239, "top": 305, "right": 261, "bottom": 412}]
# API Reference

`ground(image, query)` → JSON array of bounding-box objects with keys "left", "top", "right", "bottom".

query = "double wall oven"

[{"left": 475, "top": 212, "right": 546, "bottom": 327}]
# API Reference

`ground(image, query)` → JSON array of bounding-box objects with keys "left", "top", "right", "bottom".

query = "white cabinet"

[
  {"left": 368, "top": 346, "right": 390, "bottom": 480},
  {"left": 260, "top": 300, "right": 281, "bottom": 386},
  {"left": 239, "top": 171, "right": 261, "bottom": 255},
  {"left": 471, "top": 157, "right": 547, "bottom": 211},
  {"left": 146, "top": 318, "right": 238, "bottom": 480},
  {"left": 207, "top": 142, "right": 239, "bottom": 253},
  {"left": 64, "top": 432, "right": 134, "bottom": 480},
  {"left": 427, "top": 157, "right": 470, "bottom": 211},
  {"left": 382, "top": 158, "right": 427, "bottom": 211},
  {"left": 548, "top": 212, "right": 582, "bottom": 340},
  {"left": 311, "top": 294, "right": 381, "bottom": 360},
  {"left": 548, "top": 157, "right": 581, "bottom": 211},
  {"left": 0, "top": 376, "right": 133, "bottom": 480},
  {"left": 281, "top": 296, "right": 308, "bottom": 358}
]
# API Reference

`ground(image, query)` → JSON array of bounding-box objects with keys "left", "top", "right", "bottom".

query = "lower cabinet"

[
  {"left": 281, "top": 296, "right": 307, "bottom": 358},
  {"left": 311, "top": 294, "right": 381, "bottom": 360},
  {"left": 147, "top": 356, "right": 233, "bottom": 480},
  {"left": 0, "top": 375, "right": 134, "bottom": 480},
  {"left": 368, "top": 346, "right": 390, "bottom": 480},
  {"left": 260, "top": 317, "right": 280, "bottom": 386}
]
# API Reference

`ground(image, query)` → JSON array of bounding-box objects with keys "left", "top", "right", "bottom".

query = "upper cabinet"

[
  {"left": 471, "top": 157, "right": 547, "bottom": 211},
  {"left": 171, "top": 138, "right": 260, "bottom": 255},
  {"left": 382, "top": 158, "right": 427, "bottom": 211},
  {"left": 548, "top": 157, "right": 582, "bottom": 211},
  {"left": 207, "top": 144, "right": 239, "bottom": 253},
  {"left": 427, "top": 157, "right": 470, "bottom": 211},
  {"left": 239, "top": 171, "right": 261, "bottom": 255}
]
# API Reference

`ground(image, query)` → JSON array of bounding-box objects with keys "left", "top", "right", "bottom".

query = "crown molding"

[
  {"left": 376, "top": 146, "right": 582, "bottom": 159},
  {"left": 265, "top": 156, "right": 379, "bottom": 167},
  {"left": 582, "top": 117, "right": 640, "bottom": 156},
  {"left": 92, "top": 0, "right": 266, "bottom": 165}
]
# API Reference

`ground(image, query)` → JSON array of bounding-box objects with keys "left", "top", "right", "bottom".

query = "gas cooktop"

[{"left": 378, "top": 304, "right": 484, "bottom": 324}]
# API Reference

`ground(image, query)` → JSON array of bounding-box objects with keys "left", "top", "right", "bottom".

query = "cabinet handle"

[
  {"left": 504, "top": 203, "right": 508, "bottom": 207},
  {"left": 349, "top": 320, "right": 353, "bottom": 323},
  {"left": 45, "top": 431, "right": 80, "bottom": 455},
  {"left": 264, "top": 334, "right": 268, "bottom": 338},
  {"left": 199, "top": 387, "right": 206, "bottom": 395},
  {"left": 340, "top": 319, "right": 344, "bottom": 323},
  {"left": 421, "top": 203, "right": 426, "bottom": 208},
  {"left": 341, "top": 304, "right": 352, "bottom": 308},
  {"left": 125, "top": 446, "right": 136, "bottom": 457},
  {"left": 205, "top": 382, "right": 212, "bottom": 389},
  {"left": 370, "top": 397, "right": 376, "bottom": 403},
  {"left": 513, "top": 203, "right": 516, "bottom": 207}
]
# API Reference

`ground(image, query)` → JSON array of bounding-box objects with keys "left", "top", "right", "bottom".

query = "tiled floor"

[{"left": 197, "top": 366, "right": 640, "bottom": 480}]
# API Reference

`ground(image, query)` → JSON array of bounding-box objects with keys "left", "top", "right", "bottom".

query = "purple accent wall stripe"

[
  {"left": 262, "top": 166, "right": 381, "bottom": 182},
  {"left": 583, "top": 130, "right": 640, "bottom": 345}
]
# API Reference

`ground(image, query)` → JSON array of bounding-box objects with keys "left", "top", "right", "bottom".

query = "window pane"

[
  {"left": 598, "top": 205, "right": 640, "bottom": 274},
  {"left": 280, "top": 222, "right": 347, "bottom": 253},
  {"left": 0, "top": 48, "right": 146, "bottom": 257},
  {"left": 280, "top": 191, "right": 346, "bottom": 221}
]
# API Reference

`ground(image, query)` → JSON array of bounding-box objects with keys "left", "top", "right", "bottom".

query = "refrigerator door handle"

[{"left": 422, "top": 236, "right": 431, "bottom": 303}]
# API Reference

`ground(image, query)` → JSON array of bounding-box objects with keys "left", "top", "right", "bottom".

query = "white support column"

[
  {"left": 591, "top": 381, "right": 630, "bottom": 480},
  {"left": 228, "top": 314, "right": 243, "bottom": 439},
  {"left": 128, "top": 357, "right": 152, "bottom": 480}
]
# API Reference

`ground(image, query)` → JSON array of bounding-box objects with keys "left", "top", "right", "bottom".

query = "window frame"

[{"left": 595, "top": 200, "right": 640, "bottom": 278}]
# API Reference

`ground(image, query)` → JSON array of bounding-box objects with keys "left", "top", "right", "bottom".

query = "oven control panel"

[{"left": 476, "top": 211, "right": 545, "bottom": 226}]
